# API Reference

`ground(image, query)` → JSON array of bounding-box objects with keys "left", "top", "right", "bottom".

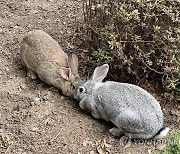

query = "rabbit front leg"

[
  {"left": 79, "top": 97, "right": 100, "bottom": 119},
  {"left": 27, "top": 68, "right": 37, "bottom": 79},
  {"left": 79, "top": 98, "right": 87, "bottom": 110},
  {"left": 91, "top": 111, "right": 100, "bottom": 119}
]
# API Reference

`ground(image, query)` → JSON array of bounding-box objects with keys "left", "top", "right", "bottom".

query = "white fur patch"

[{"left": 154, "top": 127, "right": 170, "bottom": 139}]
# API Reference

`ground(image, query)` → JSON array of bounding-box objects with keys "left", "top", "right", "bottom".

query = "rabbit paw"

[
  {"left": 79, "top": 100, "right": 86, "bottom": 110},
  {"left": 27, "top": 69, "right": 37, "bottom": 79},
  {"left": 91, "top": 111, "right": 100, "bottom": 119},
  {"left": 109, "top": 127, "right": 123, "bottom": 137}
]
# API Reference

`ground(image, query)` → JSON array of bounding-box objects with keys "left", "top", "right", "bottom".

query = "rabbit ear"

[
  {"left": 92, "top": 64, "right": 109, "bottom": 83},
  {"left": 59, "top": 67, "right": 71, "bottom": 80},
  {"left": 68, "top": 53, "right": 79, "bottom": 78}
]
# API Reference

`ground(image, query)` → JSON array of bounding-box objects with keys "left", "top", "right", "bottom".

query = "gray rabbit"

[{"left": 75, "top": 64, "right": 169, "bottom": 139}]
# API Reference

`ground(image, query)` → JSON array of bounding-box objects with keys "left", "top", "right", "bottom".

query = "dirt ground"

[{"left": 0, "top": 0, "right": 179, "bottom": 154}]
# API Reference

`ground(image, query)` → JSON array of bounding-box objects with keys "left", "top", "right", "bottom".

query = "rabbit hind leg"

[
  {"left": 124, "top": 132, "right": 153, "bottom": 139},
  {"left": 109, "top": 127, "right": 123, "bottom": 137}
]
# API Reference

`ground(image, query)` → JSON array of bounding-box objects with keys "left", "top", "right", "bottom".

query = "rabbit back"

[
  {"left": 90, "top": 82, "right": 163, "bottom": 135},
  {"left": 20, "top": 30, "right": 68, "bottom": 73},
  {"left": 20, "top": 30, "right": 82, "bottom": 97}
]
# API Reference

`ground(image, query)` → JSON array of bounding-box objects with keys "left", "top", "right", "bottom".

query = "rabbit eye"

[
  {"left": 71, "top": 84, "right": 76, "bottom": 89},
  {"left": 78, "top": 86, "right": 85, "bottom": 93}
]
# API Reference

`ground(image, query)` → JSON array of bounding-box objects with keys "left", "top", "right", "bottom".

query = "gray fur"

[{"left": 76, "top": 64, "right": 169, "bottom": 139}]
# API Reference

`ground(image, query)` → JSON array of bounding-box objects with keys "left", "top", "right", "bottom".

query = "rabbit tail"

[{"left": 153, "top": 127, "right": 170, "bottom": 139}]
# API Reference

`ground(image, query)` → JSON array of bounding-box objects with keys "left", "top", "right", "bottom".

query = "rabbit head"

[
  {"left": 58, "top": 53, "right": 81, "bottom": 98},
  {"left": 75, "top": 64, "right": 109, "bottom": 100}
]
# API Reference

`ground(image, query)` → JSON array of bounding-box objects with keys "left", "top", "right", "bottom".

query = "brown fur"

[{"left": 20, "top": 30, "right": 81, "bottom": 97}]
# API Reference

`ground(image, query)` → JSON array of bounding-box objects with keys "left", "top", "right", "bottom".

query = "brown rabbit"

[{"left": 20, "top": 30, "right": 81, "bottom": 98}]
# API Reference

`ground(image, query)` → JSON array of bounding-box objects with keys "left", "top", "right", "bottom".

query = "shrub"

[{"left": 83, "top": 0, "right": 180, "bottom": 94}]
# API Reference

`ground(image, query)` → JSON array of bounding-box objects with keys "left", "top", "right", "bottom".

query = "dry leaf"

[
  {"left": 147, "top": 148, "right": 152, "bottom": 154},
  {"left": 103, "top": 138, "right": 111, "bottom": 148},
  {"left": 104, "top": 142, "right": 111, "bottom": 148},
  {"left": 97, "top": 146, "right": 106, "bottom": 154}
]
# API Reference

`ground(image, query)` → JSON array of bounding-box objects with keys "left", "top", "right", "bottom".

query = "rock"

[
  {"left": 147, "top": 148, "right": 152, "bottom": 154},
  {"left": 31, "top": 97, "right": 41, "bottom": 106},
  {"left": 31, "top": 127, "right": 38, "bottom": 132},
  {"left": 155, "top": 143, "right": 166, "bottom": 150}
]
